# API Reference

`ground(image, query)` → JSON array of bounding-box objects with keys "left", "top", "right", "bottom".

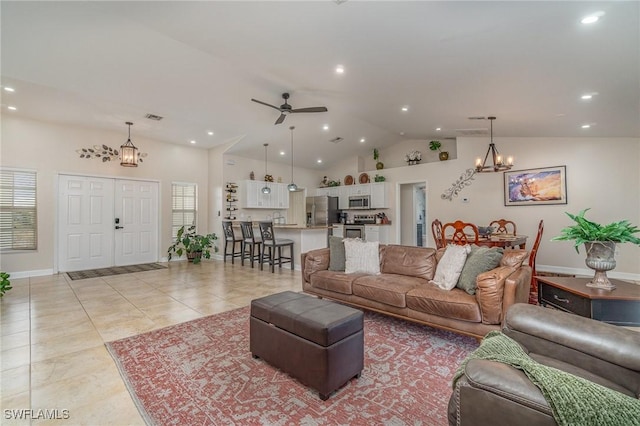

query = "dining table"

[{"left": 445, "top": 234, "right": 528, "bottom": 249}]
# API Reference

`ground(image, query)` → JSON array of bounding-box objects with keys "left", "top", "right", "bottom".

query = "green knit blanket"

[{"left": 452, "top": 331, "right": 640, "bottom": 426}]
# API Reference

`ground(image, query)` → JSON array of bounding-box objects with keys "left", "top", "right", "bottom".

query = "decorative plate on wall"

[
  {"left": 344, "top": 175, "right": 354, "bottom": 185},
  {"left": 359, "top": 173, "right": 370, "bottom": 184}
]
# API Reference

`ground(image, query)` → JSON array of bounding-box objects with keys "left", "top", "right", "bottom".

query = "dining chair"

[
  {"left": 431, "top": 219, "right": 445, "bottom": 249},
  {"left": 489, "top": 219, "right": 517, "bottom": 235},
  {"left": 222, "top": 221, "right": 243, "bottom": 264},
  {"left": 442, "top": 220, "right": 479, "bottom": 245},
  {"left": 258, "top": 221, "right": 294, "bottom": 273},
  {"left": 239, "top": 221, "right": 262, "bottom": 268},
  {"left": 528, "top": 219, "right": 544, "bottom": 304}
]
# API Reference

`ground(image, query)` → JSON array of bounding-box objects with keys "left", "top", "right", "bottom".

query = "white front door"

[
  {"left": 58, "top": 175, "right": 115, "bottom": 271},
  {"left": 58, "top": 175, "right": 159, "bottom": 271},
  {"left": 114, "top": 180, "right": 159, "bottom": 266}
]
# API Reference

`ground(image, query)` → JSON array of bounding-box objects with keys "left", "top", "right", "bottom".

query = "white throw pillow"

[
  {"left": 344, "top": 239, "right": 380, "bottom": 275},
  {"left": 430, "top": 244, "right": 471, "bottom": 290}
]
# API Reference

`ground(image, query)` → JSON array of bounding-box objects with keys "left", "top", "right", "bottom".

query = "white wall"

[{"left": 1, "top": 116, "right": 210, "bottom": 275}]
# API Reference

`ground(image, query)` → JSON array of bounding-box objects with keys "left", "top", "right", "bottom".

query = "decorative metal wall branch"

[
  {"left": 76, "top": 145, "right": 147, "bottom": 163},
  {"left": 441, "top": 168, "right": 477, "bottom": 201}
]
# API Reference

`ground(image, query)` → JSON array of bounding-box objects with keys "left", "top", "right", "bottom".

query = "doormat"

[{"left": 67, "top": 263, "right": 167, "bottom": 280}]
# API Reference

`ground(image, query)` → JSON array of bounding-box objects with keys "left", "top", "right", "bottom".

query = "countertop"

[{"left": 332, "top": 223, "right": 391, "bottom": 227}]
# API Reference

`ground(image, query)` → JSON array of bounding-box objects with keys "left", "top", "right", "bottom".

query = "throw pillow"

[
  {"left": 344, "top": 239, "right": 380, "bottom": 275},
  {"left": 328, "top": 236, "right": 346, "bottom": 271},
  {"left": 429, "top": 244, "right": 471, "bottom": 290},
  {"left": 456, "top": 246, "right": 504, "bottom": 295}
]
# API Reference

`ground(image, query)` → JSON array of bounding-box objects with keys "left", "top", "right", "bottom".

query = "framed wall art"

[{"left": 504, "top": 166, "right": 567, "bottom": 206}]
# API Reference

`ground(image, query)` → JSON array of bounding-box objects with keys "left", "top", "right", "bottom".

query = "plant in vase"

[
  {"left": 0, "top": 272, "right": 12, "bottom": 297},
  {"left": 404, "top": 150, "right": 422, "bottom": 165},
  {"left": 551, "top": 208, "right": 640, "bottom": 290},
  {"left": 429, "top": 140, "right": 449, "bottom": 161},
  {"left": 167, "top": 225, "right": 219, "bottom": 264},
  {"left": 373, "top": 148, "right": 384, "bottom": 170}
]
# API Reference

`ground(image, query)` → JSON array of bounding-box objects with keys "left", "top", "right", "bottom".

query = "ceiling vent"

[
  {"left": 455, "top": 128, "right": 489, "bottom": 136},
  {"left": 145, "top": 113, "right": 164, "bottom": 121},
  {"left": 329, "top": 137, "right": 344, "bottom": 144},
  {"left": 467, "top": 116, "right": 486, "bottom": 120}
]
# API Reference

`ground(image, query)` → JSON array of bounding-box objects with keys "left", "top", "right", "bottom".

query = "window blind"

[
  {"left": 0, "top": 169, "right": 37, "bottom": 250},
  {"left": 171, "top": 183, "right": 197, "bottom": 239}
]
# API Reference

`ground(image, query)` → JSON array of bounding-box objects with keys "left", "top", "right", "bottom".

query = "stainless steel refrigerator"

[{"left": 305, "top": 196, "right": 339, "bottom": 226}]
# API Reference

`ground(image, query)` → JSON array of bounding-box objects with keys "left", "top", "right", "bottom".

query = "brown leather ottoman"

[{"left": 250, "top": 291, "right": 364, "bottom": 400}]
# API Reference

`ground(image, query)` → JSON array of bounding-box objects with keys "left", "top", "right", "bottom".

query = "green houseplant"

[
  {"left": 0, "top": 272, "right": 12, "bottom": 297},
  {"left": 373, "top": 148, "right": 384, "bottom": 170},
  {"left": 429, "top": 140, "right": 449, "bottom": 161},
  {"left": 552, "top": 208, "right": 640, "bottom": 289},
  {"left": 167, "top": 225, "right": 219, "bottom": 264}
]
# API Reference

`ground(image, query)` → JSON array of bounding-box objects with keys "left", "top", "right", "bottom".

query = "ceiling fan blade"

[
  {"left": 275, "top": 114, "right": 286, "bottom": 125},
  {"left": 251, "top": 98, "right": 282, "bottom": 111},
  {"left": 291, "top": 107, "right": 328, "bottom": 113}
]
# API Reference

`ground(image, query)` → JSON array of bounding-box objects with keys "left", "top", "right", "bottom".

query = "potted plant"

[
  {"left": 373, "top": 148, "right": 384, "bottom": 170},
  {"left": 552, "top": 208, "right": 640, "bottom": 290},
  {"left": 429, "top": 140, "right": 449, "bottom": 161},
  {"left": 0, "top": 272, "right": 12, "bottom": 297},
  {"left": 374, "top": 174, "right": 385, "bottom": 182},
  {"left": 404, "top": 150, "right": 422, "bottom": 165},
  {"left": 167, "top": 225, "right": 219, "bottom": 264}
]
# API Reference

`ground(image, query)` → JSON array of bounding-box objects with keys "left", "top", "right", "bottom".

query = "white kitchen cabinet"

[
  {"left": 332, "top": 225, "right": 344, "bottom": 238},
  {"left": 315, "top": 187, "right": 340, "bottom": 197},
  {"left": 338, "top": 186, "right": 350, "bottom": 210},
  {"left": 242, "top": 180, "right": 289, "bottom": 209},
  {"left": 370, "top": 182, "right": 389, "bottom": 208},
  {"left": 365, "top": 225, "right": 389, "bottom": 243}
]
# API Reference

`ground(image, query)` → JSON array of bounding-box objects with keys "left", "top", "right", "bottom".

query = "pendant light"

[
  {"left": 287, "top": 126, "right": 298, "bottom": 191},
  {"left": 261, "top": 143, "right": 271, "bottom": 194},
  {"left": 120, "top": 121, "right": 139, "bottom": 167},
  {"left": 474, "top": 117, "right": 513, "bottom": 173}
]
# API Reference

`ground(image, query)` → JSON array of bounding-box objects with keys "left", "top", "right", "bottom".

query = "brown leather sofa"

[
  {"left": 301, "top": 244, "right": 532, "bottom": 339},
  {"left": 448, "top": 303, "right": 640, "bottom": 426}
]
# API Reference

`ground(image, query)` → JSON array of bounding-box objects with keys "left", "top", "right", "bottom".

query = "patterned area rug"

[
  {"left": 67, "top": 263, "right": 167, "bottom": 280},
  {"left": 106, "top": 306, "right": 478, "bottom": 425}
]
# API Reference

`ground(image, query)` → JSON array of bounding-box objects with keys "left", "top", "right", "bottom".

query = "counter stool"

[
  {"left": 240, "top": 221, "right": 263, "bottom": 268},
  {"left": 222, "top": 221, "right": 243, "bottom": 264},
  {"left": 258, "top": 221, "right": 294, "bottom": 273}
]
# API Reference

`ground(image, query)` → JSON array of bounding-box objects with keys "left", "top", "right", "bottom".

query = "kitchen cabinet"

[
  {"left": 370, "top": 182, "right": 389, "bottom": 208},
  {"left": 333, "top": 225, "right": 344, "bottom": 238},
  {"left": 316, "top": 187, "right": 340, "bottom": 197},
  {"left": 365, "top": 225, "right": 389, "bottom": 244},
  {"left": 241, "top": 180, "right": 289, "bottom": 209}
]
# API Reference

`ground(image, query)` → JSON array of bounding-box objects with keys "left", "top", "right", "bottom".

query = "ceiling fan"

[{"left": 251, "top": 93, "right": 328, "bottom": 125}]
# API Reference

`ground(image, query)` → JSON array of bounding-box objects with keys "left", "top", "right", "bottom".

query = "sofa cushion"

[
  {"left": 430, "top": 244, "right": 471, "bottom": 290},
  {"left": 476, "top": 265, "right": 516, "bottom": 324},
  {"left": 456, "top": 246, "right": 504, "bottom": 295},
  {"left": 310, "top": 270, "right": 367, "bottom": 295},
  {"left": 328, "top": 236, "right": 346, "bottom": 271},
  {"left": 380, "top": 245, "right": 437, "bottom": 280},
  {"left": 344, "top": 239, "right": 380, "bottom": 275},
  {"left": 352, "top": 274, "right": 424, "bottom": 308},
  {"left": 406, "top": 283, "right": 482, "bottom": 323},
  {"left": 303, "top": 248, "right": 330, "bottom": 282},
  {"left": 500, "top": 250, "right": 528, "bottom": 268}
]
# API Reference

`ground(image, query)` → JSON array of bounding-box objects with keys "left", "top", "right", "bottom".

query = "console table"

[{"left": 537, "top": 276, "right": 640, "bottom": 326}]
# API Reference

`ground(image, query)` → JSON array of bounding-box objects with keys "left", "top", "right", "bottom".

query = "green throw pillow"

[
  {"left": 328, "top": 236, "right": 346, "bottom": 271},
  {"left": 456, "top": 246, "right": 503, "bottom": 295}
]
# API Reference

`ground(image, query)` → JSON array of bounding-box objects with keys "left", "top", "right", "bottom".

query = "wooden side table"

[{"left": 537, "top": 276, "right": 640, "bottom": 326}]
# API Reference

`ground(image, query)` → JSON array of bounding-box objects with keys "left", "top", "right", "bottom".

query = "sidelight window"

[
  {"left": 171, "top": 183, "right": 197, "bottom": 240},
  {"left": 0, "top": 169, "right": 37, "bottom": 251}
]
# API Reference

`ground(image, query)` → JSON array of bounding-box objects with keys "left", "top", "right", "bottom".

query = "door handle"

[{"left": 115, "top": 226, "right": 124, "bottom": 230}]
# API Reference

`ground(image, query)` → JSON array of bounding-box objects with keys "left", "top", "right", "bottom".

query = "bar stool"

[
  {"left": 258, "top": 221, "right": 294, "bottom": 273},
  {"left": 222, "top": 221, "right": 243, "bottom": 264},
  {"left": 240, "top": 221, "right": 263, "bottom": 268}
]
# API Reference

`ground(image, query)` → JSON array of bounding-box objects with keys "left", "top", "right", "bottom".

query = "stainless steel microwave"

[{"left": 348, "top": 195, "right": 370, "bottom": 210}]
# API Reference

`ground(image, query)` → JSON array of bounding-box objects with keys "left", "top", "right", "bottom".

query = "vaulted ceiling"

[{"left": 2, "top": 1, "right": 638, "bottom": 169}]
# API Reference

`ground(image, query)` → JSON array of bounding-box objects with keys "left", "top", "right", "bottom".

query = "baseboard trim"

[
  {"left": 537, "top": 264, "right": 640, "bottom": 282},
  {"left": 8, "top": 269, "right": 55, "bottom": 279}
]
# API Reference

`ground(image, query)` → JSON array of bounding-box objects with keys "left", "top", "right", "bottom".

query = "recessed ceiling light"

[
  {"left": 581, "top": 11, "right": 605, "bottom": 24},
  {"left": 4, "top": 87, "right": 15, "bottom": 92},
  {"left": 7, "top": 106, "right": 16, "bottom": 110},
  {"left": 581, "top": 124, "right": 591, "bottom": 129},
  {"left": 280, "top": 151, "right": 285, "bottom": 156},
  {"left": 581, "top": 94, "right": 593, "bottom": 100},
  {"left": 435, "top": 127, "right": 441, "bottom": 131},
  {"left": 190, "top": 140, "right": 196, "bottom": 144},
  {"left": 317, "top": 159, "right": 323, "bottom": 164},
  {"left": 207, "top": 131, "right": 214, "bottom": 136},
  {"left": 399, "top": 131, "right": 405, "bottom": 136},
  {"left": 335, "top": 65, "right": 345, "bottom": 74},
  {"left": 360, "top": 138, "right": 366, "bottom": 143},
  {"left": 323, "top": 124, "right": 329, "bottom": 131},
  {"left": 401, "top": 106, "right": 409, "bottom": 112}
]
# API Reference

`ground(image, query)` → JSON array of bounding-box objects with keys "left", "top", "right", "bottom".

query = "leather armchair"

[{"left": 448, "top": 303, "right": 640, "bottom": 426}]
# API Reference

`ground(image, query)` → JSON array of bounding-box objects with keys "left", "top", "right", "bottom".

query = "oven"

[{"left": 344, "top": 225, "right": 365, "bottom": 239}]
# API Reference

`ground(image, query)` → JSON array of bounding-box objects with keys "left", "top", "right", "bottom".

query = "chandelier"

[
  {"left": 474, "top": 116, "right": 513, "bottom": 173},
  {"left": 287, "top": 126, "right": 298, "bottom": 191},
  {"left": 120, "top": 121, "right": 139, "bottom": 167},
  {"left": 75, "top": 121, "right": 146, "bottom": 166}
]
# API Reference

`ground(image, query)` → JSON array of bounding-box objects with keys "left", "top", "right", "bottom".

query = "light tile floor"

[{"left": 1, "top": 260, "right": 301, "bottom": 425}]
